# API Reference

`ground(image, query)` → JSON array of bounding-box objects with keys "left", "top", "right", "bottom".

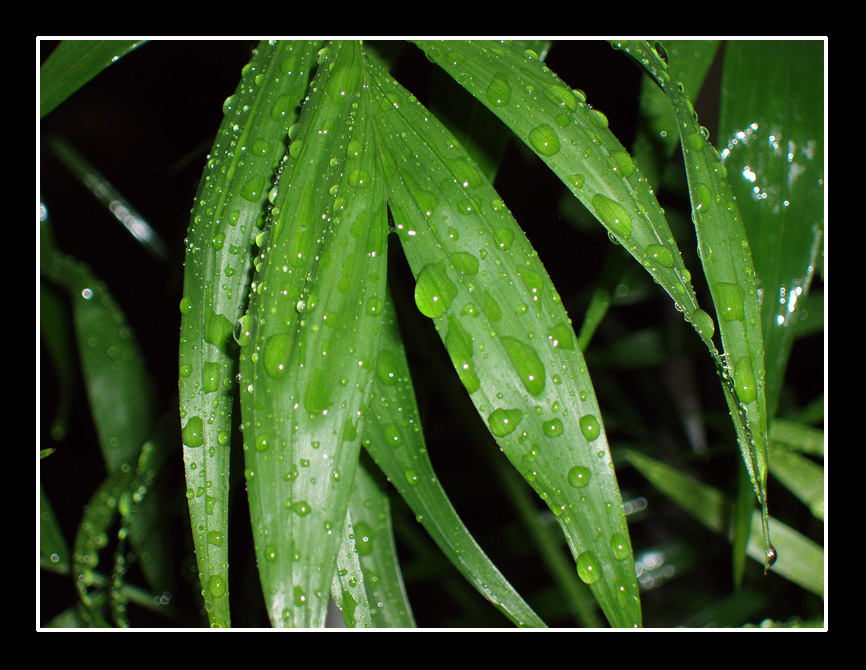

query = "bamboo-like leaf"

[
  {"left": 768, "top": 443, "right": 824, "bottom": 521},
  {"left": 415, "top": 40, "right": 712, "bottom": 344},
  {"left": 718, "top": 40, "right": 824, "bottom": 418},
  {"left": 238, "top": 41, "right": 389, "bottom": 627},
  {"left": 40, "top": 40, "right": 147, "bottom": 118},
  {"left": 330, "top": 508, "right": 374, "bottom": 628},
  {"left": 41, "top": 225, "right": 155, "bottom": 474},
  {"left": 611, "top": 40, "right": 774, "bottom": 568},
  {"left": 341, "top": 457, "right": 416, "bottom": 627},
  {"left": 363, "top": 293, "right": 546, "bottom": 627},
  {"left": 179, "top": 40, "right": 321, "bottom": 627},
  {"left": 621, "top": 448, "right": 823, "bottom": 598},
  {"left": 367, "top": 54, "right": 641, "bottom": 627}
]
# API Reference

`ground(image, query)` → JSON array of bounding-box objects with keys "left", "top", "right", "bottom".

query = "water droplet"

[
  {"left": 576, "top": 551, "right": 601, "bottom": 584},
  {"left": 766, "top": 545, "right": 778, "bottom": 566},
  {"left": 579, "top": 414, "right": 601, "bottom": 441},
  {"left": 446, "top": 317, "right": 480, "bottom": 394},
  {"left": 348, "top": 169, "right": 370, "bottom": 188},
  {"left": 486, "top": 73, "right": 512, "bottom": 107},
  {"left": 183, "top": 416, "right": 204, "bottom": 448},
  {"left": 542, "top": 418, "right": 563, "bottom": 437},
  {"left": 240, "top": 176, "right": 266, "bottom": 202},
  {"left": 588, "top": 109, "right": 609, "bottom": 129},
  {"left": 450, "top": 251, "right": 480, "bottom": 275},
  {"left": 493, "top": 227, "right": 515, "bottom": 250},
  {"left": 233, "top": 314, "right": 254, "bottom": 347},
  {"left": 611, "top": 150, "right": 634, "bottom": 178},
  {"left": 690, "top": 308, "right": 715, "bottom": 340},
  {"left": 592, "top": 194, "right": 632, "bottom": 239},
  {"left": 544, "top": 84, "right": 578, "bottom": 113},
  {"left": 645, "top": 244, "right": 674, "bottom": 268},
  {"left": 733, "top": 356, "right": 757, "bottom": 405},
  {"left": 528, "top": 124, "right": 561, "bottom": 156},
  {"left": 488, "top": 408, "right": 524, "bottom": 437},
  {"left": 203, "top": 361, "right": 220, "bottom": 393},
  {"left": 292, "top": 500, "right": 312, "bottom": 517},
  {"left": 179, "top": 296, "right": 193, "bottom": 315},
  {"left": 414, "top": 262, "right": 457, "bottom": 318},
  {"left": 715, "top": 282, "right": 745, "bottom": 322},
  {"left": 207, "top": 530, "right": 223, "bottom": 547},
  {"left": 209, "top": 574, "right": 227, "bottom": 597},
  {"left": 500, "top": 336, "right": 546, "bottom": 396},
  {"left": 610, "top": 533, "right": 630, "bottom": 561},
  {"left": 354, "top": 521, "right": 374, "bottom": 556},
  {"left": 179, "top": 364, "right": 192, "bottom": 378},
  {"left": 568, "top": 465, "right": 592, "bottom": 488}
]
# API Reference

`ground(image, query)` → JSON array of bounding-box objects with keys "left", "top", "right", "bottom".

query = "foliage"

[{"left": 39, "top": 39, "right": 825, "bottom": 628}]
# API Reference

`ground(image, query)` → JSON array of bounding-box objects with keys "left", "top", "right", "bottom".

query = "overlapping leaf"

[
  {"left": 367, "top": 54, "right": 641, "bottom": 627},
  {"left": 178, "top": 40, "right": 321, "bottom": 627},
  {"left": 362, "top": 294, "right": 546, "bottom": 627},
  {"left": 237, "top": 41, "right": 390, "bottom": 627},
  {"left": 611, "top": 40, "right": 774, "bottom": 567},
  {"left": 414, "top": 40, "right": 713, "bottom": 344}
]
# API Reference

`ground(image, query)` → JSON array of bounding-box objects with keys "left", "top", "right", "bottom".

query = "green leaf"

[
  {"left": 40, "top": 40, "right": 146, "bottom": 118},
  {"left": 368, "top": 52, "right": 641, "bottom": 627},
  {"left": 41, "top": 226, "right": 156, "bottom": 475},
  {"left": 179, "top": 40, "right": 321, "bottom": 627},
  {"left": 238, "top": 41, "right": 389, "bottom": 627},
  {"left": 718, "top": 40, "right": 825, "bottom": 418},
  {"left": 415, "top": 40, "right": 709, "bottom": 343},
  {"left": 612, "top": 39, "right": 775, "bottom": 568},
  {"left": 341, "top": 458, "right": 416, "bottom": 627},
  {"left": 363, "top": 294, "right": 545, "bottom": 627},
  {"left": 621, "top": 448, "right": 823, "bottom": 598}
]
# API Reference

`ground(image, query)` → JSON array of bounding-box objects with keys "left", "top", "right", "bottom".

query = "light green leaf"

[
  {"left": 612, "top": 39, "right": 774, "bottom": 568},
  {"left": 363, "top": 293, "right": 545, "bottom": 627},
  {"left": 238, "top": 41, "right": 389, "bottom": 627},
  {"left": 368, "top": 53, "right": 641, "bottom": 627},
  {"left": 179, "top": 40, "right": 321, "bottom": 627}
]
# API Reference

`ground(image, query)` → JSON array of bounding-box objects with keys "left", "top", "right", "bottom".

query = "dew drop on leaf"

[
  {"left": 528, "top": 123, "right": 561, "bottom": 156},
  {"left": 576, "top": 551, "right": 601, "bottom": 584}
]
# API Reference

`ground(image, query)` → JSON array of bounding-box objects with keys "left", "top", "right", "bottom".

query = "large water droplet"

[
  {"left": 183, "top": 416, "right": 204, "bottom": 448},
  {"left": 715, "top": 282, "right": 745, "bottom": 322},
  {"left": 486, "top": 73, "right": 512, "bottom": 107},
  {"left": 579, "top": 414, "right": 601, "bottom": 441},
  {"left": 733, "top": 356, "right": 757, "bottom": 404},
  {"left": 567, "top": 465, "right": 592, "bottom": 488},
  {"left": 500, "top": 336, "right": 546, "bottom": 396},
  {"left": 576, "top": 551, "right": 601, "bottom": 584},
  {"left": 414, "top": 262, "right": 457, "bottom": 318},
  {"left": 264, "top": 334, "right": 291, "bottom": 378},
  {"left": 591, "top": 194, "right": 632, "bottom": 239},
  {"left": 488, "top": 408, "right": 523, "bottom": 437},
  {"left": 528, "top": 124, "right": 561, "bottom": 156}
]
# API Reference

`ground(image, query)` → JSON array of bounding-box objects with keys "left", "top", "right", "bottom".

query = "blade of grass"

[
  {"left": 179, "top": 40, "right": 321, "bottom": 627},
  {"left": 368, "top": 53, "right": 641, "bottom": 627},
  {"left": 612, "top": 40, "right": 775, "bottom": 568},
  {"left": 620, "top": 448, "right": 823, "bottom": 598},
  {"left": 40, "top": 40, "right": 147, "bottom": 118},
  {"left": 363, "top": 293, "right": 546, "bottom": 627},
  {"left": 41, "top": 223, "right": 156, "bottom": 475},
  {"left": 342, "top": 457, "right": 416, "bottom": 627},
  {"left": 415, "top": 40, "right": 713, "bottom": 345},
  {"left": 238, "top": 41, "right": 390, "bottom": 627},
  {"left": 718, "top": 40, "right": 825, "bottom": 418}
]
